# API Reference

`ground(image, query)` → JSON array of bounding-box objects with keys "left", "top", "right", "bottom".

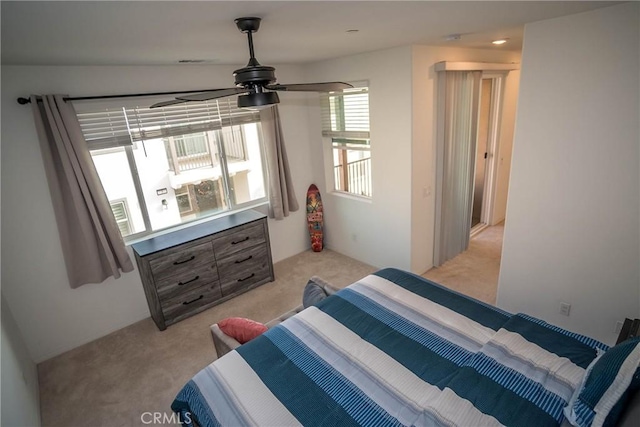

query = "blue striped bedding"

[{"left": 172, "top": 268, "right": 607, "bottom": 427}]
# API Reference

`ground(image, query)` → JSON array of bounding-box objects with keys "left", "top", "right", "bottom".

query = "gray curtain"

[
  {"left": 31, "top": 95, "right": 134, "bottom": 288},
  {"left": 434, "top": 71, "right": 482, "bottom": 266},
  {"left": 260, "top": 105, "right": 299, "bottom": 219}
]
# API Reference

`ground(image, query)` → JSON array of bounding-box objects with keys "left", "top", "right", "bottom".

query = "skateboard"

[{"left": 306, "top": 184, "right": 324, "bottom": 252}]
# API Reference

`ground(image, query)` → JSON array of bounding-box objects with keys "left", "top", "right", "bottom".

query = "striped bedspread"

[{"left": 172, "top": 268, "right": 607, "bottom": 427}]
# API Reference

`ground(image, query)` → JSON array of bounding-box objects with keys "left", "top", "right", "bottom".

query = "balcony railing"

[
  {"left": 334, "top": 157, "right": 371, "bottom": 197},
  {"left": 167, "top": 133, "right": 247, "bottom": 174},
  {"left": 176, "top": 153, "right": 217, "bottom": 172}
]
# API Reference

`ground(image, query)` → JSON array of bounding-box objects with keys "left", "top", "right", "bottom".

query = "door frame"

[
  {"left": 433, "top": 62, "right": 517, "bottom": 266},
  {"left": 471, "top": 72, "right": 507, "bottom": 236}
]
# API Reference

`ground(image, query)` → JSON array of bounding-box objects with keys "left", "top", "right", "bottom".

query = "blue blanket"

[{"left": 172, "top": 268, "right": 607, "bottom": 427}]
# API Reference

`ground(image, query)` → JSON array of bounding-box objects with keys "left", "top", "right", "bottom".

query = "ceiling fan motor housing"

[{"left": 233, "top": 65, "right": 277, "bottom": 87}]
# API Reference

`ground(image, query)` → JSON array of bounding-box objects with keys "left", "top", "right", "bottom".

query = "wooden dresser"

[{"left": 132, "top": 210, "right": 274, "bottom": 330}]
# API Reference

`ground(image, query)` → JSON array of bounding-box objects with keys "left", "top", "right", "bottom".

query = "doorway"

[
  {"left": 471, "top": 74, "right": 503, "bottom": 237},
  {"left": 434, "top": 65, "right": 511, "bottom": 266},
  {"left": 472, "top": 79, "right": 492, "bottom": 228}
]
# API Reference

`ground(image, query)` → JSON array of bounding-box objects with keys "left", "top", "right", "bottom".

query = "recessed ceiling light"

[
  {"left": 444, "top": 34, "right": 462, "bottom": 41},
  {"left": 492, "top": 39, "right": 508, "bottom": 45}
]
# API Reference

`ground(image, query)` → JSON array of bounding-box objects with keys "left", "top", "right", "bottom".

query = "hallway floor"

[{"left": 422, "top": 223, "right": 504, "bottom": 305}]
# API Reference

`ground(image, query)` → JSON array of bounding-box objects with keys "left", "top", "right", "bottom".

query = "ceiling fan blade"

[
  {"left": 149, "top": 99, "right": 190, "bottom": 109},
  {"left": 266, "top": 82, "right": 354, "bottom": 92},
  {"left": 177, "top": 88, "right": 250, "bottom": 102}
]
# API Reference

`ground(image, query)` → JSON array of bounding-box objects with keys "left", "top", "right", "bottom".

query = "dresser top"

[{"left": 131, "top": 210, "right": 267, "bottom": 257}]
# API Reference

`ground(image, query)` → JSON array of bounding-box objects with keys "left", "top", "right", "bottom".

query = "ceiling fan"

[{"left": 150, "top": 17, "right": 353, "bottom": 109}]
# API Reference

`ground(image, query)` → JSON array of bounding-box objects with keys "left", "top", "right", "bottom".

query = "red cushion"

[{"left": 217, "top": 317, "right": 267, "bottom": 344}]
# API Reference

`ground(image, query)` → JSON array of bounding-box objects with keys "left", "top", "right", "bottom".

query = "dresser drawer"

[
  {"left": 161, "top": 281, "right": 222, "bottom": 325},
  {"left": 220, "top": 264, "right": 271, "bottom": 297},
  {"left": 156, "top": 263, "right": 219, "bottom": 303},
  {"left": 212, "top": 221, "right": 265, "bottom": 259},
  {"left": 218, "top": 244, "right": 272, "bottom": 296},
  {"left": 149, "top": 242, "right": 213, "bottom": 280}
]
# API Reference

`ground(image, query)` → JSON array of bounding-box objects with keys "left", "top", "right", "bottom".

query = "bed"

[{"left": 171, "top": 268, "right": 640, "bottom": 427}]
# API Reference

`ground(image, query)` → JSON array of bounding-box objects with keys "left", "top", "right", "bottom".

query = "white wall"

[
  {"left": 305, "top": 46, "right": 415, "bottom": 271},
  {"left": 1, "top": 64, "right": 314, "bottom": 362},
  {"left": 497, "top": 2, "right": 640, "bottom": 345},
  {"left": 1, "top": 295, "right": 41, "bottom": 427},
  {"left": 410, "top": 46, "right": 520, "bottom": 274},
  {"left": 303, "top": 45, "right": 520, "bottom": 274}
]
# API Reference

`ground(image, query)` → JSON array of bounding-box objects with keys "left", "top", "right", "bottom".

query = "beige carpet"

[
  {"left": 38, "top": 249, "right": 376, "bottom": 427},
  {"left": 423, "top": 223, "right": 504, "bottom": 305},
  {"left": 38, "top": 227, "right": 503, "bottom": 427}
]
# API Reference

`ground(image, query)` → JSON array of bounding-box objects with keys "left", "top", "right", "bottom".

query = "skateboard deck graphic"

[{"left": 306, "top": 184, "right": 324, "bottom": 252}]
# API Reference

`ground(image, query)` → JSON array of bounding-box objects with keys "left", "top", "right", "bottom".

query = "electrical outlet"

[
  {"left": 614, "top": 321, "right": 624, "bottom": 335},
  {"left": 560, "top": 302, "right": 571, "bottom": 316}
]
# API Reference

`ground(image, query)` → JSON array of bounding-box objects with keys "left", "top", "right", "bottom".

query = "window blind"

[
  {"left": 77, "top": 96, "right": 260, "bottom": 150},
  {"left": 110, "top": 201, "right": 132, "bottom": 236},
  {"left": 321, "top": 86, "right": 370, "bottom": 142},
  {"left": 76, "top": 108, "right": 132, "bottom": 150}
]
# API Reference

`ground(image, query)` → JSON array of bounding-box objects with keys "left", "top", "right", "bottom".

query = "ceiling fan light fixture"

[{"left": 238, "top": 91, "right": 280, "bottom": 110}]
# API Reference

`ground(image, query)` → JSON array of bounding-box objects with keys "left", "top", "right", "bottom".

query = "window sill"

[
  {"left": 329, "top": 191, "right": 372, "bottom": 203},
  {"left": 124, "top": 201, "right": 269, "bottom": 246}
]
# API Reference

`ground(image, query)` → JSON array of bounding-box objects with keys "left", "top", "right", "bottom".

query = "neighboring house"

[
  {"left": 0, "top": 4, "right": 638, "bottom": 425},
  {"left": 93, "top": 127, "right": 264, "bottom": 237}
]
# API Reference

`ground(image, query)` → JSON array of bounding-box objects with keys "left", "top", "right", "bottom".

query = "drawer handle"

[
  {"left": 178, "top": 275, "right": 200, "bottom": 286},
  {"left": 183, "top": 295, "right": 204, "bottom": 305},
  {"left": 237, "top": 273, "right": 255, "bottom": 282},
  {"left": 231, "top": 236, "right": 250, "bottom": 245},
  {"left": 234, "top": 255, "right": 253, "bottom": 264},
  {"left": 173, "top": 255, "right": 195, "bottom": 265}
]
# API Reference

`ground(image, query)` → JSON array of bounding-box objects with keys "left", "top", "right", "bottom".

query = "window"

[
  {"left": 79, "top": 97, "right": 267, "bottom": 240},
  {"left": 321, "top": 85, "right": 371, "bottom": 198},
  {"left": 110, "top": 199, "right": 133, "bottom": 237},
  {"left": 175, "top": 186, "right": 194, "bottom": 215}
]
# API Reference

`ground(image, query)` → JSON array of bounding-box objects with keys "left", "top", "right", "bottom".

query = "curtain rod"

[{"left": 16, "top": 88, "right": 221, "bottom": 105}]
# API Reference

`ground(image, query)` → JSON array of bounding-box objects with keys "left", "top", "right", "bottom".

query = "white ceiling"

[{"left": 1, "top": 1, "right": 620, "bottom": 66}]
